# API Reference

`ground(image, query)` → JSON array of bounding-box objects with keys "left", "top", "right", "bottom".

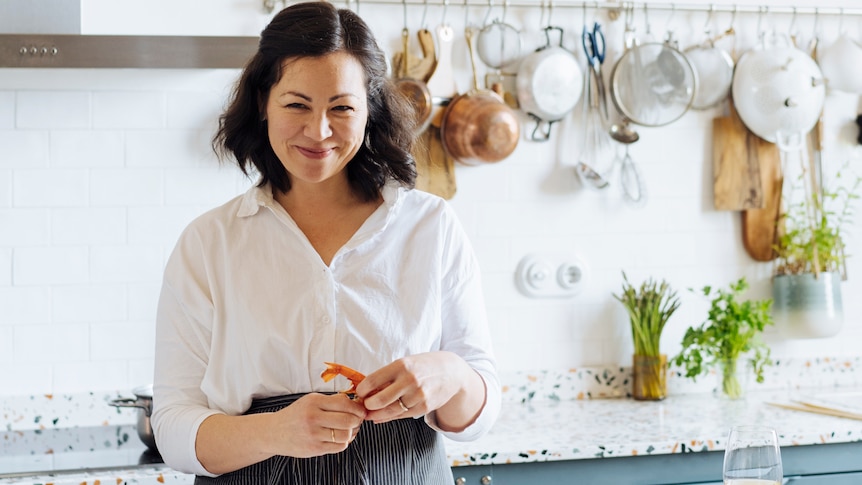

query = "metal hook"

[
  {"left": 402, "top": 0, "right": 408, "bottom": 30},
  {"left": 703, "top": 4, "right": 715, "bottom": 36},
  {"left": 547, "top": 0, "right": 554, "bottom": 27},
  {"left": 756, "top": 5, "right": 767, "bottom": 41},
  {"left": 482, "top": 0, "right": 494, "bottom": 26},
  {"left": 538, "top": 0, "right": 546, "bottom": 30},
  {"left": 665, "top": 3, "right": 676, "bottom": 36},
  {"left": 839, "top": 7, "right": 845, "bottom": 34},
  {"left": 812, "top": 8, "right": 820, "bottom": 38},
  {"left": 502, "top": 0, "right": 509, "bottom": 23},
  {"left": 727, "top": 4, "right": 737, "bottom": 34},
  {"left": 421, "top": 0, "right": 429, "bottom": 29},
  {"left": 643, "top": 3, "right": 651, "bottom": 38},
  {"left": 624, "top": 2, "right": 634, "bottom": 31},
  {"left": 788, "top": 6, "right": 798, "bottom": 38},
  {"left": 441, "top": 0, "right": 449, "bottom": 25},
  {"left": 582, "top": 1, "right": 589, "bottom": 27}
]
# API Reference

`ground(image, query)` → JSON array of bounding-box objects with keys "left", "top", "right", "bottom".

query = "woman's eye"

[
  {"left": 332, "top": 105, "right": 354, "bottom": 112},
  {"left": 285, "top": 102, "right": 307, "bottom": 109}
]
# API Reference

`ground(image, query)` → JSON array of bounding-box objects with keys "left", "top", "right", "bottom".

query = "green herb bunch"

[
  {"left": 776, "top": 164, "right": 861, "bottom": 276},
  {"left": 614, "top": 272, "right": 681, "bottom": 357},
  {"left": 671, "top": 278, "right": 774, "bottom": 398}
]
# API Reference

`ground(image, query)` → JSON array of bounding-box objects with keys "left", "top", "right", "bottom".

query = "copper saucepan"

[
  {"left": 394, "top": 28, "right": 434, "bottom": 133},
  {"left": 440, "top": 27, "right": 519, "bottom": 165}
]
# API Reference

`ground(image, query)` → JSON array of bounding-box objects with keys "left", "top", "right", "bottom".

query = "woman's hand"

[
  {"left": 268, "top": 393, "right": 367, "bottom": 457},
  {"left": 196, "top": 392, "right": 366, "bottom": 474},
  {"left": 354, "top": 351, "right": 486, "bottom": 432}
]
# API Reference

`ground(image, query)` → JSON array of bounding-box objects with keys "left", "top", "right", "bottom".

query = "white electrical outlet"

[{"left": 515, "top": 253, "right": 589, "bottom": 298}]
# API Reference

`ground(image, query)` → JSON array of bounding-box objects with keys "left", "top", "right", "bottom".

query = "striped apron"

[{"left": 193, "top": 393, "right": 453, "bottom": 485}]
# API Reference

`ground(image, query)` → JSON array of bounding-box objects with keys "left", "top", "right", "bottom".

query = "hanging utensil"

[
  {"left": 619, "top": 145, "right": 645, "bottom": 206},
  {"left": 394, "top": 26, "right": 433, "bottom": 133},
  {"left": 426, "top": 16, "right": 458, "bottom": 127},
  {"left": 582, "top": 21, "right": 608, "bottom": 122},
  {"left": 608, "top": 7, "right": 640, "bottom": 144},
  {"left": 713, "top": 99, "right": 764, "bottom": 211},
  {"left": 516, "top": 26, "right": 583, "bottom": 141},
  {"left": 439, "top": 26, "right": 520, "bottom": 165},
  {"left": 575, "top": 64, "right": 611, "bottom": 189},
  {"left": 476, "top": 17, "right": 521, "bottom": 109},
  {"left": 684, "top": 7, "right": 735, "bottom": 110},
  {"left": 609, "top": 5, "right": 696, "bottom": 128}
]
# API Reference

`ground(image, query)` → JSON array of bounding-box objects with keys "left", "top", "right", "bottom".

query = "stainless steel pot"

[
  {"left": 109, "top": 384, "right": 156, "bottom": 451},
  {"left": 515, "top": 26, "right": 582, "bottom": 141}
]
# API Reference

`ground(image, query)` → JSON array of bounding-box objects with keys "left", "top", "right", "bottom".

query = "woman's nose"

[{"left": 305, "top": 111, "right": 333, "bottom": 140}]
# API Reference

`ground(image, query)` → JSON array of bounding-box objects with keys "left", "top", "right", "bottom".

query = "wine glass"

[{"left": 723, "top": 425, "right": 783, "bottom": 485}]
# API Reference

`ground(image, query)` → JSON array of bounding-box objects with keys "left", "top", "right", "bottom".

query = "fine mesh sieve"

[{"left": 610, "top": 41, "right": 696, "bottom": 127}]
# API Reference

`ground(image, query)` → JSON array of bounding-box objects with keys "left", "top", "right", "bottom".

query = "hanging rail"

[{"left": 264, "top": 0, "right": 862, "bottom": 17}]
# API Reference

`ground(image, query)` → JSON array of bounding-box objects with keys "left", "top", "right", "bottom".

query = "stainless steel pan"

[{"left": 109, "top": 384, "right": 156, "bottom": 451}]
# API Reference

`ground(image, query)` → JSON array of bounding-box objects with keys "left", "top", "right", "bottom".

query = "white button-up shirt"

[{"left": 152, "top": 182, "right": 500, "bottom": 476}]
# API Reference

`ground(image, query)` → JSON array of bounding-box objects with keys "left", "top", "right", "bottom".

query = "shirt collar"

[
  {"left": 235, "top": 181, "right": 406, "bottom": 219},
  {"left": 236, "top": 183, "right": 273, "bottom": 218}
]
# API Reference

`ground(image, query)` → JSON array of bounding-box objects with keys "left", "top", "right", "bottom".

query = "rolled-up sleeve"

[
  {"left": 424, "top": 209, "right": 501, "bottom": 441},
  {"left": 151, "top": 227, "right": 223, "bottom": 477}
]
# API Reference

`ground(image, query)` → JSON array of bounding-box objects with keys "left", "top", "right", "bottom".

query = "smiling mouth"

[{"left": 297, "top": 146, "right": 333, "bottom": 159}]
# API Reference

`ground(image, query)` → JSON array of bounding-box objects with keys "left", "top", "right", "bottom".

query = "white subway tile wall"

[{"left": 1, "top": 2, "right": 862, "bottom": 396}]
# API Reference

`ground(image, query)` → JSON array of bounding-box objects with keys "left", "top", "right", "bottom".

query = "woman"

[{"left": 151, "top": 2, "right": 500, "bottom": 484}]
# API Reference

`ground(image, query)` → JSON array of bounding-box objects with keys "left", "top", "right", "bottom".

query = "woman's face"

[{"left": 265, "top": 52, "right": 369, "bottom": 189}]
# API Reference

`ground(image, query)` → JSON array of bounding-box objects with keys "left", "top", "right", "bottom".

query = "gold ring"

[
  {"left": 330, "top": 428, "right": 336, "bottom": 443},
  {"left": 397, "top": 398, "right": 409, "bottom": 412}
]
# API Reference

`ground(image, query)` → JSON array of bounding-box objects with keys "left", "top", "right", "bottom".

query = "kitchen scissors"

[
  {"left": 581, "top": 21, "right": 605, "bottom": 67},
  {"left": 582, "top": 22, "right": 609, "bottom": 120}
]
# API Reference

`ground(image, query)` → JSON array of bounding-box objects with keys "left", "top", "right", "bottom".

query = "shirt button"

[{"left": 322, "top": 316, "right": 331, "bottom": 324}]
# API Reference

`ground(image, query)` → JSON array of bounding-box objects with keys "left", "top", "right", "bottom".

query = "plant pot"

[
  {"left": 772, "top": 272, "right": 843, "bottom": 339},
  {"left": 716, "top": 358, "right": 747, "bottom": 400},
  {"left": 632, "top": 354, "right": 667, "bottom": 401}
]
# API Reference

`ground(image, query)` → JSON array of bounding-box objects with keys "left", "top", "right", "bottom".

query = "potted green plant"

[
  {"left": 671, "top": 278, "right": 774, "bottom": 400},
  {"left": 614, "top": 273, "right": 681, "bottom": 401},
  {"left": 773, "top": 164, "right": 860, "bottom": 338}
]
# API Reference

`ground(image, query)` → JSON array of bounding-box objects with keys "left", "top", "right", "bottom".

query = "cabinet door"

[{"left": 785, "top": 471, "right": 862, "bottom": 484}]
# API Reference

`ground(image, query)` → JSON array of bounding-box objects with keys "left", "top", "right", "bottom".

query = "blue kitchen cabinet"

[{"left": 450, "top": 441, "right": 862, "bottom": 484}]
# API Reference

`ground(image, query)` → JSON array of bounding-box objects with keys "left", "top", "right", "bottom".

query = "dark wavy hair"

[{"left": 213, "top": 1, "right": 417, "bottom": 201}]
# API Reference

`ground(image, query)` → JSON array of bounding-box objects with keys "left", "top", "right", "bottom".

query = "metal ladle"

[
  {"left": 609, "top": 118, "right": 639, "bottom": 144},
  {"left": 608, "top": 6, "right": 640, "bottom": 145}
]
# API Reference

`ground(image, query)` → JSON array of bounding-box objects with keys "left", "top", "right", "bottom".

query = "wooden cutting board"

[
  {"left": 413, "top": 126, "right": 457, "bottom": 199},
  {"left": 741, "top": 132, "right": 783, "bottom": 262},
  {"left": 713, "top": 101, "right": 763, "bottom": 210}
]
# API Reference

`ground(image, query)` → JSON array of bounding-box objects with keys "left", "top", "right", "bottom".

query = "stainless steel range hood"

[{"left": 0, "top": 0, "right": 258, "bottom": 68}]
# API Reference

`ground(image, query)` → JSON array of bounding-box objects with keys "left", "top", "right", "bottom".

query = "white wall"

[{"left": 2, "top": 0, "right": 862, "bottom": 396}]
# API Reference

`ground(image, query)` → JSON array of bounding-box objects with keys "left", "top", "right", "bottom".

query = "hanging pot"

[
  {"left": 440, "top": 27, "right": 519, "bottom": 165},
  {"left": 394, "top": 28, "right": 433, "bottom": 133},
  {"left": 109, "top": 384, "right": 156, "bottom": 451},
  {"left": 515, "top": 26, "right": 583, "bottom": 141}
]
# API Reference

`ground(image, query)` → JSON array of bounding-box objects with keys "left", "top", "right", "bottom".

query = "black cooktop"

[{"left": 0, "top": 424, "right": 164, "bottom": 478}]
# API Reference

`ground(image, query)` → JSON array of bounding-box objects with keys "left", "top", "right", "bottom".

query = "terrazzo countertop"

[
  {"left": 2, "top": 357, "right": 861, "bottom": 484},
  {"left": 443, "top": 387, "right": 862, "bottom": 467}
]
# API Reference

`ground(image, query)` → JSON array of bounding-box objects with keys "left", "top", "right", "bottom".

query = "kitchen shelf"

[
  {"left": 264, "top": 0, "right": 862, "bottom": 17},
  {"left": 0, "top": 34, "right": 258, "bottom": 69}
]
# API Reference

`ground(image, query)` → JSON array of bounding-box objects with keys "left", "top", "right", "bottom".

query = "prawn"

[{"left": 321, "top": 362, "right": 366, "bottom": 398}]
